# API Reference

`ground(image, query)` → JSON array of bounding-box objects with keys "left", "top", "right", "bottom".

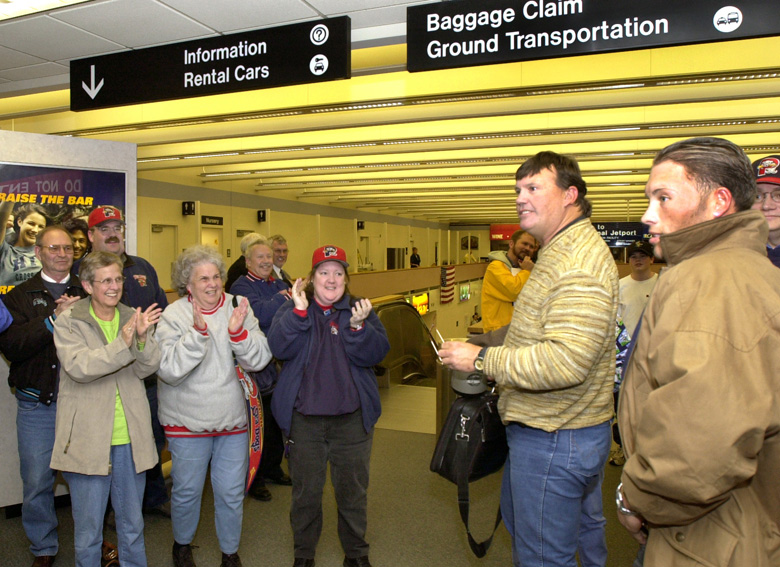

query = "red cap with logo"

[
  {"left": 311, "top": 245, "right": 349, "bottom": 269},
  {"left": 753, "top": 155, "right": 780, "bottom": 186},
  {"left": 88, "top": 205, "right": 124, "bottom": 228}
]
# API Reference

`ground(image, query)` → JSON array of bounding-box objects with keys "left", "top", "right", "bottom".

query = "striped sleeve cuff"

[
  {"left": 229, "top": 326, "right": 248, "bottom": 342},
  {"left": 193, "top": 323, "right": 208, "bottom": 336}
]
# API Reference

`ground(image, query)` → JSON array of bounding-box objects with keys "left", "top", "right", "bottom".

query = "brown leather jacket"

[{"left": 619, "top": 210, "right": 780, "bottom": 566}]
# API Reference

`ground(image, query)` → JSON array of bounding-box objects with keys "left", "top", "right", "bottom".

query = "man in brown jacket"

[{"left": 617, "top": 137, "right": 780, "bottom": 565}]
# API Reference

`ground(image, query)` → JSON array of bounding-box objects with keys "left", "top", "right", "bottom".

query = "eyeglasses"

[
  {"left": 755, "top": 190, "right": 780, "bottom": 204},
  {"left": 96, "top": 224, "right": 124, "bottom": 235},
  {"left": 41, "top": 245, "right": 73, "bottom": 254},
  {"left": 92, "top": 276, "right": 126, "bottom": 286}
]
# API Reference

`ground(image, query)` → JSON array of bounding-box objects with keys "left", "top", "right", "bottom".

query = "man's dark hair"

[
  {"left": 653, "top": 137, "right": 756, "bottom": 212},
  {"left": 516, "top": 151, "right": 592, "bottom": 217},
  {"left": 510, "top": 229, "right": 527, "bottom": 244}
]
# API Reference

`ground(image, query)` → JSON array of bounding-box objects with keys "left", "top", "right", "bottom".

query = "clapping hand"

[
  {"left": 291, "top": 278, "right": 309, "bottom": 311},
  {"left": 349, "top": 298, "right": 373, "bottom": 329},
  {"left": 192, "top": 302, "right": 206, "bottom": 330},
  {"left": 136, "top": 303, "right": 162, "bottom": 342},
  {"left": 54, "top": 294, "right": 81, "bottom": 317},
  {"left": 228, "top": 296, "right": 249, "bottom": 334},
  {"left": 121, "top": 312, "right": 138, "bottom": 347}
]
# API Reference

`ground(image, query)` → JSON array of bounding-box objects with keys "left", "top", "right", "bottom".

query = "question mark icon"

[{"left": 310, "top": 24, "right": 329, "bottom": 45}]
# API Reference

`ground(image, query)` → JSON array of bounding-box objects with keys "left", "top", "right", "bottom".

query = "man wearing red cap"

[
  {"left": 751, "top": 155, "right": 780, "bottom": 268},
  {"left": 82, "top": 205, "right": 171, "bottom": 519}
]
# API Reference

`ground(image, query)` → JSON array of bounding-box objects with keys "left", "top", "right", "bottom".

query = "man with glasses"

[
  {"left": 83, "top": 205, "right": 171, "bottom": 519},
  {"left": 0, "top": 226, "right": 86, "bottom": 567},
  {"left": 751, "top": 155, "right": 780, "bottom": 268},
  {"left": 270, "top": 234, "right": 293, "bottom": 287}
]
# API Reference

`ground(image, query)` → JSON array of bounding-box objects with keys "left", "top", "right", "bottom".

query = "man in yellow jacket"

[{"left": 480, "top": 229, "right": 536, "bottom": 332}]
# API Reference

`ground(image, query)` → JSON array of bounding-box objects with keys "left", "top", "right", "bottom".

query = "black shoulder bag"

[{"left": 430, "top": 389, "right": 508, "bottom": 557}]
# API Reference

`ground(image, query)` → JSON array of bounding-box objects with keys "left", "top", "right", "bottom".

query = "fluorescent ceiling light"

[{"left": 0, "top": 0, "right": 90, "bottom": 22}]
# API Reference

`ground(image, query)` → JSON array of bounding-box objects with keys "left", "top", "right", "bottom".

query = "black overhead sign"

[
  {"left": 593, "top": 222, "right": 650, "bottom": 248},
  {"left": 407, "top": 0, "right": 777, "bottom": 72},
  {"left": 70, "top": 17, "right": 351, "bottom": 111}
]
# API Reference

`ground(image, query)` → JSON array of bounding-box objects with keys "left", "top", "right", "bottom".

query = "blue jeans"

[
  {"left": 501, "top": 421, "right": 611, "bottom": 567},
  {"left": 63, "top": 443, "right": 147, "bottom": 567},
  {"left": 167, "top": 433, "right": 247, "bottom": 555},
  {"left": 16, "top": 399, "right": 58, "bottom": 557}
]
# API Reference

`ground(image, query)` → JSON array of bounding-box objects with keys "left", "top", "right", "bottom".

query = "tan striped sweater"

[{"left": 483, "top": 218, "right": 619, "bottom": 432}]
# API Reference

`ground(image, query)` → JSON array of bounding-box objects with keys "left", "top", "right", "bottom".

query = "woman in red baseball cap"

[{"left": 267, "top": 245, "right": 390, "bottom": 567}]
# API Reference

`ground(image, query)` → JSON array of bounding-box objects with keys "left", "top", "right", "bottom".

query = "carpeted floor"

[{"left": 1, "top": 385, "right": 641, "bottom": 567}]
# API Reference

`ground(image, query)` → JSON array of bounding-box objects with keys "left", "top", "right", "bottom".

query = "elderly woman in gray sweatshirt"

[{"left": 156, "top": 245, "right": 271, "bottom": 567}]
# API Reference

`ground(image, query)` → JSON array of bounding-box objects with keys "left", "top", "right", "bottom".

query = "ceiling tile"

[
  {"left": 51, "top": 0, "right": 216, "bottom": 48},
  {"left": 0, "top": 45, "right": 44, "bottom": 71},
  {"left": 308, "top": 0, "right": 432, "bottom": 16},
  {"left": 159, "top": 0, "right": 319, "bottom": 33},
  {"left": 0, "top": 15, "right": 124, "bottom": 60},
  {"left": 0, "top": 62, "right": 68, "bottom": 81},
  {"left": 338, "top": 5, "right": 408, "bottom": 29}
]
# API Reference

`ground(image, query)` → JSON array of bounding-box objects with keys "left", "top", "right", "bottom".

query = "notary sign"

[
  {"left": 407, "top": 0, "right": 777, "bottom": 72},
  {"left": 70, "top": 17, "right": 350, "bottom": 111}
]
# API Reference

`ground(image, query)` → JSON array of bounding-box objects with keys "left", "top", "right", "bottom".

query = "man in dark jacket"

[{"left": 0, "top": 226, "right": 86, "bottom": 567}]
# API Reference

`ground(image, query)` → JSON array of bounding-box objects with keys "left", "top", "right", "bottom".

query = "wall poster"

[{"left": 0, "top": 163, "right": 126, "bottom": 295}]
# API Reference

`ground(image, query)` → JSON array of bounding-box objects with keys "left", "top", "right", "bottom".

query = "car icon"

[
  {"left": 717, "top": 16, "right": 727, "bottom": 25},
  {"left": 313, "top": 57, "right": 325, "bottom": 72}
]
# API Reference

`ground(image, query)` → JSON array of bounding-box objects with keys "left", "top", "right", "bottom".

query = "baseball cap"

[
  {"left": 88, "top": 205, "right": 124, "bottom": 228},
  {"left": 753, "top": 155, "right": 780, "bottom": 186},
  {"left": 311, "top": 245, "right": 349, "bottom": 269},
  {"left": 627, "top": 240, "right": 653, "bottom": 257}
]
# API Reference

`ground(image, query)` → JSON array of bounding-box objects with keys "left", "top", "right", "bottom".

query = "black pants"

[
  {"left": 258, "top": 391, "right": 285, "bottom": 479},
  {"left": 288, "top": 410, "right": 373, "bottom": 559}
]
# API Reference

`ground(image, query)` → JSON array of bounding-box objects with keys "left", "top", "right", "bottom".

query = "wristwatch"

[
  {"left": 615, "top": 482, "right": 637, "bottom": 516},
  {"left": 474, "top": 346, "right": 488, "bottom": 373}
]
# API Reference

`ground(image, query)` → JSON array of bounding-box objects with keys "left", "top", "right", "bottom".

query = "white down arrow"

[{"left": 82, "top": 65, "right": 104, "bottom": 99}]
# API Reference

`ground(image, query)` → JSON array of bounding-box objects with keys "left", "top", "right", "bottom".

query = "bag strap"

[{"left": 454, "top": 426, "right": 503, "bottom": 558}]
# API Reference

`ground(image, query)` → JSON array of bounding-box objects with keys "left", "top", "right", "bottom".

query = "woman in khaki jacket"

[{"left": 52, "top": 251, "right": 162, "bottom": 567}]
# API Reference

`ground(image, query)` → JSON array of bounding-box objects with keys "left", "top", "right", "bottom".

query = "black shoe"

[
  {"left": 265, "top": 472, "right": 292, "bottom": 486},
  {"left": 221, "top": 552, "right": 242, "bottom": 567},
  {"left": 344, "top": 557, "right": 372, "bottom": 567},
  {"left": 293, "top": 559, "right": 315, "bottom": 567},
  {"left": 172, "top": 542, "right": 196, "bottom": 567},
  {"left": 248, "top": 481, "right": 272, "bottom": 501}
]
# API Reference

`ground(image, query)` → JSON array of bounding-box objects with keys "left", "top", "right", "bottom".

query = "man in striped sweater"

[{"left": 441, "top": 151, "right": 618, "bottom": 567}]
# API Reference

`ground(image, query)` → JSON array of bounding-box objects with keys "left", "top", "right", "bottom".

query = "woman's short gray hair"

[
  {"left": 79, "top": 251, "right": 123, "bottom": 284},
  {"left": 172, "top": 245, "right": 226, "bottom": 296},
  {"left": 243, "top": 234, "right": 270, "bottom": 259}
]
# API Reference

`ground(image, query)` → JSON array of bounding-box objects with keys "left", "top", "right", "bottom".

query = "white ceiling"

[
  {"left": 1, "top": 0, "right": 780, "bottom": 226},
  {"left": 0, "top": 0, "right": 421, "bottom": 94}
]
